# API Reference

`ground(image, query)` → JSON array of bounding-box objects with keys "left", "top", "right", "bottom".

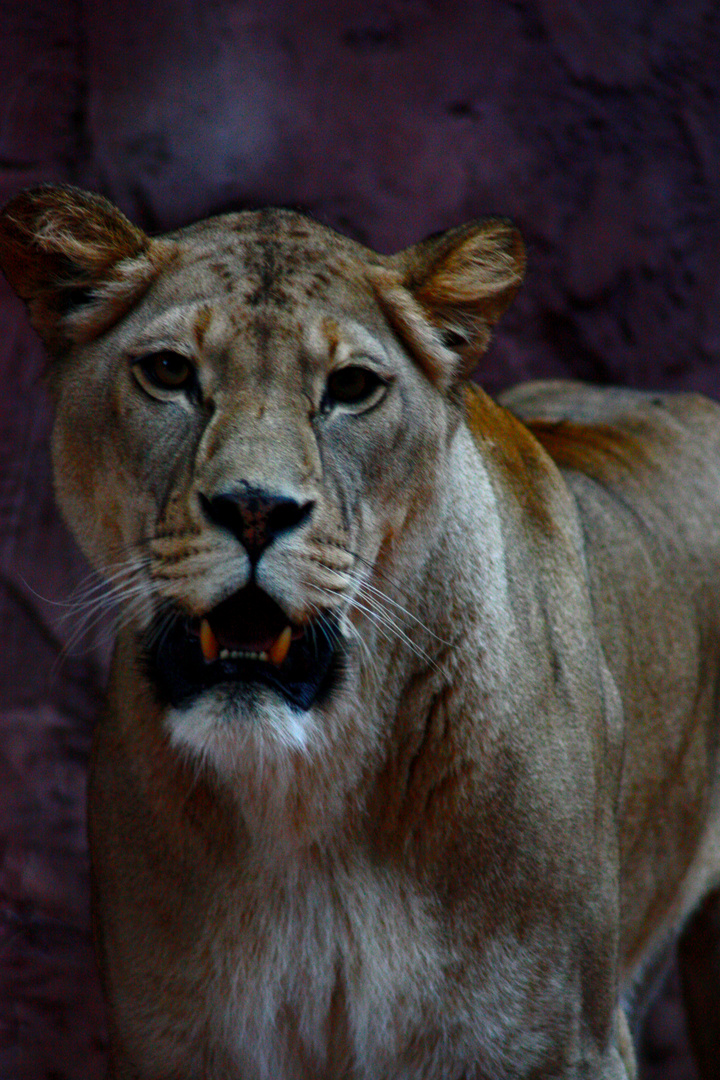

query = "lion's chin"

[{"left": 142, "top": 585, "right": 344, "bottom": 712}]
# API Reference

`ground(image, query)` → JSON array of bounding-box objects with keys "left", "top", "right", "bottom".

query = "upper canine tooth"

[
  {"left": 268, "top": 625, "right": 292, "bottom": 667},
  {"left": 200, "top": 618, "right": 220, "bottom": 663}
]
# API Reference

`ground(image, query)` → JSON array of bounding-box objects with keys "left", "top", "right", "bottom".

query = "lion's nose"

[{"left": 199, "top": 485, "right": 315, "bottom": 563}]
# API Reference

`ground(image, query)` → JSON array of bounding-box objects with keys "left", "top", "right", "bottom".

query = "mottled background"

[{"left": 2, "top": 1, "right": 719, "bottom": 1077}]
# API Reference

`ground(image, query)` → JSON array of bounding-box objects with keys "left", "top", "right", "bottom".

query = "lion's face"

[
  {"left": 0, "top": 188, "right": 524, "bottom": 758},
  {"left": 53, "top": 212, "right": 453, "bottom": 724}
]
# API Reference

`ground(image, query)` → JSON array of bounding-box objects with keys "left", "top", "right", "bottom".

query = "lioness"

[{"left": 1, "top": 185, "right": 719, "bottom": 1080}]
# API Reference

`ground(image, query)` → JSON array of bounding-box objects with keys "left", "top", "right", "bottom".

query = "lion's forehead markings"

[
  {"left": 195, "top": 248, "right": 339, "bottom": 312},
  {"left": 165, "top": 210, "right": 375, "bottom": 325},
  {"left": 243, "top": 313, "right": 296, "bottom": 384},
  {"left": 184, "top": 216, "right": 355, "bottom": 311},
  {"left": 299, "top": 268, "right": 334, "bottom": 302},
  {"left": 209, "top": 260, "right": 236, "bottom": 294},
  {"left": 193, "top": 305, "right": 212, "bottom": 349},
  {"left": 190, "top": 292, "right": 371, "bottom": 394}
]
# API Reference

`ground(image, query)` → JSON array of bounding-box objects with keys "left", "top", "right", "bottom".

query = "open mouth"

[{"left": 144, "top": 584, "right": 342, "bottom": 711}]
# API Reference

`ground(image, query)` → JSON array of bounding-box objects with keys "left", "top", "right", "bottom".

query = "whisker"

[
  {"left": 340, "top": 547, "right": 417, "bottom": 593},
  {"left": 300, "top": 600, "right": 381, "bottom": 686},
  {"left": 64, "top": 572, "right": 148, "bottom": 614},
  {"left": 320, "top": 574, "right": 438, "bottom": 661},
  {"left": 141, "top": 607, "right": 178, "bottom": 654},
  {"left": 350, "top": 576, "right": 451, "bottom": 646},
  {"left": 345, "top": 595, "right": 434, "bottom": 665},
  {"left": 60, "top": 583, "right": 149, "bottom": 640},
  {"left": 18, "top": 575, "right": 84, "bottom": 610},
  {"left": 342, "top": 621, "right": 382, "bottom": 685},
  {"left": 51, "top": 553, "right": 156, "bottom": 665},
  {"left": 309, "top": 579, "right": 435, "bottom": 670},
  {"left": 66, "top": 568, "right": 144, "bottom": 608},
  {"left": 277, "top": 547, "right": 449, "bottom": 647},
  {"left": 58, "top": 554, "right": 151, "bottom": 612}
]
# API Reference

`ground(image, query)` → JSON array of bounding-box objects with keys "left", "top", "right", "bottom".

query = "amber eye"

[
  {"left": 325, "top": 366, "right": 386, "bottom": 408},
  {"left": 133, "top": 351, "right": 197, "bottom": 395}
]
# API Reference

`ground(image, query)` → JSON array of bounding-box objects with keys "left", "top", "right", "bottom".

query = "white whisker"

[
  {"left": 277, "top": 546, "right": 449, "bottom": 649},
  {"left": 50, "top": 551, "right": 156, "bottom": 665},
  {"left": 60, "top": 557, "right": 151, "bottom": 614},
  {"left": 350, "top": 576, "right": 451, "bottom": 646},
  {"left": 307, "top": 577, "right": 436, "bottom": 671},
  {"left": 345, "top": 595, "right": 434, "bottom": 665}
]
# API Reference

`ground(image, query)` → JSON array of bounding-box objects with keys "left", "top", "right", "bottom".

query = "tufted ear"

[
  {"left": 0, "top": 185, "right": 171, "bottom": 356},
  {"left": 370, "top": 219, "right": 525, "bottom": 388}
]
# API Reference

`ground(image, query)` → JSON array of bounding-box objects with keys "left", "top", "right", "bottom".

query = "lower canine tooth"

[
  {"left": 200, "top": 619, "right": 220, "bottom": 663},
  {"left": 269, "top": 625, "right": 292, "bottom": 666}
]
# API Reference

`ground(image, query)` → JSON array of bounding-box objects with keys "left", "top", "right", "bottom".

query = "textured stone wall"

[{"left": 2, "top": 1, "right": 719, "bottom": 1076}]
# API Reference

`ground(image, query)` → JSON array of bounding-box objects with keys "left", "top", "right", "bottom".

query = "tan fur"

[{"left": 1, "top": 186, "right": 719, "bottom": 1080}]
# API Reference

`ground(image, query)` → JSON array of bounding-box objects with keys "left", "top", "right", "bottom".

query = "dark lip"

[{"left": 143, "top": 587, "right": 343, "bottom": 712}]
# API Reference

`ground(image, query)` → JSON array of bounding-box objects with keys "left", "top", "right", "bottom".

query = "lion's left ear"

[
  {"left": 0, "top": 185, "right": 172, "bottom": 356},
  {"left": 370, "top": 219, "right": 525, "bottom": 387}
]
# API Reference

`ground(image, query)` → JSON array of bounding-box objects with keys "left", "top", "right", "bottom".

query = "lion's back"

[
  {"left": 501, "top": 378, "right": 720, "bottom": 576},
  {"left": 502, "top": 378, "right": 720, "bottom": 979}
]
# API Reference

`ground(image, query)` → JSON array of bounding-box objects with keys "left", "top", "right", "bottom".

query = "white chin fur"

[
  {"left": 162, "top": 666, "right": 372, "bottom": 844},
  {"left": 165, "top": 686, "right": 316, "bottom": 779}
]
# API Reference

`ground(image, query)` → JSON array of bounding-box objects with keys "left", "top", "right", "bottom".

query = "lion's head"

[{"left": 0, "top": 186, "right": 524, "bottom": 767}]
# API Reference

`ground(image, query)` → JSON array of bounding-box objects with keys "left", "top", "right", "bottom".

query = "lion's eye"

[
  {"left": 139, "top": 352, "right": 194, "bottom": 389},
  {"left": 325, "top": 366, "right": 386, "bottom": 408},
  {"left": 132, "top": 351, "right": 197, "bottom": 396}
]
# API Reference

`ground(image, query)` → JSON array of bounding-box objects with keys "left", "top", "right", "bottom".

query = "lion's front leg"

[
  {"left": 613, "top": 1008, "right": 637, "bottom": 1080},
  {"left": 569, "top": 1006, "right": 635, "bottom": 1080}
]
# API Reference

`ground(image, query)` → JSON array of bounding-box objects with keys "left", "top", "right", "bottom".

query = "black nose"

[{"left": 200, "top": 485, "right": 315, "bottom": 563}]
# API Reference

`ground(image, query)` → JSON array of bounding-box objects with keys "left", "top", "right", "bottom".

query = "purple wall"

[{"left": 2, "top": 1, "right": 719, "bottom": 1075}]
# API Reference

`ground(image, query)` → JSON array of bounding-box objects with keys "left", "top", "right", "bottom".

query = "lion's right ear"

[{"left": 0, "top": 185, "right": 172, "bottom": 355}]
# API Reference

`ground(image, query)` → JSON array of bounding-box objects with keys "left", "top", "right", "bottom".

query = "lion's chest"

[
  {"left": 200, "top": 856, "right": 448, "bottom": 1080},
  {"left": 193, "top": 852, "right": 578, "bottom": 1080}
]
